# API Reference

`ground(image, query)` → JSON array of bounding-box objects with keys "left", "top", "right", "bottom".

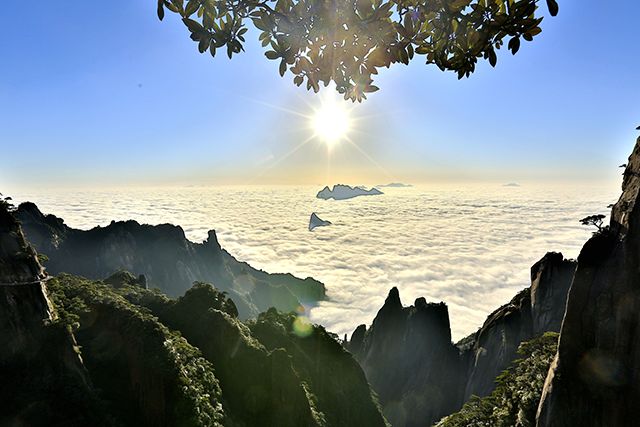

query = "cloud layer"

[{"left": 11, "top": 183, "right": 618, "bottom": 341}]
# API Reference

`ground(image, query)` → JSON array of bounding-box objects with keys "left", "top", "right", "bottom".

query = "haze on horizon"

[{"left": 1, "top": 1, "right": 639, "bottom": 190}]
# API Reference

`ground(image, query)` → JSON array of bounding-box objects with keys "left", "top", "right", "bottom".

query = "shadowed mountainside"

[
  {"left": 2, "top": 200, "right": 387, "bottom": 426},
  {"left": 346, "top": 252, "right": 575, "bottom": 426},
  {"left": 0, "top": 200, "right": 109, "bottom": 426},
  {"left": 15, "top": 202, "right": 325, "bottom": 318},
  {"left": 48, "top": 272, "right": 387, "bottom": 427},
  {"left": 537, "top": 136, "right": 640, "bottom": 426}
]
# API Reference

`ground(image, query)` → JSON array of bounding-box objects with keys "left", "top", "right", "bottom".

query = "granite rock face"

[
  {"left": 0, "top": 202, "right": 105, "bottom": 426},
  {"left": 347, "top": 288, "right": 464, "bottom": 427},
  {"left": 16, "top": 202, "right": 326, "bottom": 318},
  {"left": 537, "top": 137, "right": 640, "bottom": 426},
  {"left": 463, "top": 252, "right": 576, "bottom": 400},
  {"left": 347, "top": 252, "right": 575, "bottom": 426},
  {"left": 530, "top": 252, "right": 576, "bottom": 336}
]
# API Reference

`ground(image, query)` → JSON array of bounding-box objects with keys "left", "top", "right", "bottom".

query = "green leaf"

[
  {"left": 508, "top": 37, "right": 520, "bottom": 55},
  {"left": 546, "top": 0, "right": 559, "bottom": 16},
  {"left": 279, "top": 59, "right": 287, "bottom": 76},
  {"left": 488, "top": 49, "right": 497, "bottom": 67},
  {"left": 184, "top": 0, "right": 200, "bottom": 17},
  {"left": 157, "top": 0, "right": 165, "bottom": 20},
  {"left": 182, "top": 18, "right": 204, "bottom": 33},
  {"left": 198, "top": 37, "right": 210, "bottom": 53},
  {"left": 265, "top": 51, "right": 279, "bottom": 60}
]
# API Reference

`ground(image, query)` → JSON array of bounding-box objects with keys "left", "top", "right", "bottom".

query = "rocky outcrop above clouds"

[
  {"left": 16, "top": 202, "right": 326, "bottom": 318},
  {"left": 463, "top": 252, "right": 576, "bottom": 400},
  {"left": 347, "top": 252, "right": 575, "bottom": 426},
  {"left": 537, "top": 137, "right": 640, "bottom": 426},
  {"left": 347, "top": 287, "right": 462, "bottom": 427},
  {"left": 1, "top": 199, "right": 385, "bottom": 426},
  {"left": 317, "top": 184, "right": 383, "bottom": 200},
  {"left": 309, "top": 212, "right": 332, "bottom": 231}
]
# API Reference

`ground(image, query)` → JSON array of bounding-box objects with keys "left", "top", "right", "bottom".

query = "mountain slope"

[
  {"left": 16, "top": 202, "right": 325, "bottom": 318},
  {"left": 346, "top": 252, "right": 574, "bottom": 426},
  {"left": 0, "top": 199, "right": 108, "bottom": 426},
  {"left": 537, "top": 137, "right": 640, "bottom": 426}
]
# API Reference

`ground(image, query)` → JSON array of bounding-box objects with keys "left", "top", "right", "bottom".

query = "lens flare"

[{"left": 292, "top": 315, "right": 314, "bottom": 338}]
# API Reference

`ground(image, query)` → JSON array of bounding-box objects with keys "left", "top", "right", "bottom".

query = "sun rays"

[{"left": 244, "top": 88, "right": 395, "bottom": 184}]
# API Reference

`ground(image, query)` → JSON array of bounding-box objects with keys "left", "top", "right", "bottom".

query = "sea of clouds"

[{"left": 10, "top": 183, "right": 619, "bottom": 341}]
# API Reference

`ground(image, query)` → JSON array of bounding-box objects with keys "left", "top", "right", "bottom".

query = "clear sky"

[{"left": 1, "top": 1, "right": 639, "bottom": 188}]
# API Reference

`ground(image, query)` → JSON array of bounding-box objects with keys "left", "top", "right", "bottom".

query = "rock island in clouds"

[
  {"left": 317, "top": 184, "right": 383, "bottom": 200},
  {"left": 376, "top": 182, "right": 413, "bottom": 188},
  {"left": 309, "top": 212, "right": 331, "bottom": 231}
]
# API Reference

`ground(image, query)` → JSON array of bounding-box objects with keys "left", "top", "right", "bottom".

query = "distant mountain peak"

[{"left": 316, "top": 184, "right": 383, "bottom": 200}]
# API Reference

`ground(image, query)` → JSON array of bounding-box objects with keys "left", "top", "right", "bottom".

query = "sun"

[{"left": 311, "top": 93, "right": 351, "bottom": 148}]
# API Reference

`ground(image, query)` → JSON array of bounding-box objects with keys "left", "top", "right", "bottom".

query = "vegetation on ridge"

[
  {"left": 435, "top": 332, "right": 559, "bottom": 427},
  {"left": 40, "top": 272, "right": 387, "bottom": 427}
]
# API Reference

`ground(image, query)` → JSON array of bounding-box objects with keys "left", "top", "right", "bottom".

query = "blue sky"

[{"left": 1, "top": 1, "right": 639, "bottom": 188}]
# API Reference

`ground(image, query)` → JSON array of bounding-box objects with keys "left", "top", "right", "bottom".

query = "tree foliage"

[
  {"left": 435, "top": 332, "right": 559, "bottom": 427},
  {"left": 158, "top": 0, "right": 559, "bottom": 101},
  {"left": 580, "top": 214, "right": 606, "bottom": 233}
]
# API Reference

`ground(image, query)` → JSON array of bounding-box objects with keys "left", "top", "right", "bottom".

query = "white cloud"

[{"left": 11, "top": 183, "right": 618, "bottom": 341}]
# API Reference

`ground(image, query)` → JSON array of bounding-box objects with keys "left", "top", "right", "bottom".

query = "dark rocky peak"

[
  {"left": 530, "top": 252, "right": 576, "bottom": 335},
  {"left": 367, "top": 286, "right": 405, "bottom": 333},
  {"left": 349, "top": 287, "right": 462, "bottom": 427},
  {"left": 530, "top": 251, "right": 570, "bottom": 281},
  {"left": 347, "top": 250, "right": 576, "bottom": 427},
  {"left": 611, "top": 138, "right": 640, "bottom": 237},
  {"left": 204, "top": 229, "right": 222, "bottom": 251},
  {"left": 348, "top": 324, "right": 367, "bottom": 355},
  {"left": 384, "top": 286, "right": 402, "bottom": 309},
  {"left": 105, "top": 219, "right": 187, "bottom": 242},
  {"left": 463, "top": 251, "right": 575, "bottom": 401},
  {"left": 15, "top": 202, "right": 325, "bottom": 318},
  {"left": 409, "top": 300, "right": 452, "bottom": 344},
  {"left": 537, "top": 137, "right": 640, "bottom": 426},
  {"left": 16, "top": 202, "right": 67, "bottom": 233}
]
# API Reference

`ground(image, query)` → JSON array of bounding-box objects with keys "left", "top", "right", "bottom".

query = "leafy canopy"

[
  {"left": 158, "top": 0, "right": 559, "bottom": 101},
  {"left": 436, "top": 332, "right": 559, "bottom": 427}
]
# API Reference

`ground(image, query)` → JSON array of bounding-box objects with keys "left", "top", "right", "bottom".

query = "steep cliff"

[
  {"left": 0, "top": 199, "right": 107, "bottom": 426},
  {"left": 347, "top": 288, "right": 463, "bottom": 427},
  {"left": 16, "top": 202, "right": 325, "bottom": 318},
  {"left": 463, "top": 252, "right": 576, "bottom": 400},
  {"left": 347, "top": 252, "right": 575, "bottom": 427},
  {"left": 537, "top": 137, "right": 640, "bottom": 426}
]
